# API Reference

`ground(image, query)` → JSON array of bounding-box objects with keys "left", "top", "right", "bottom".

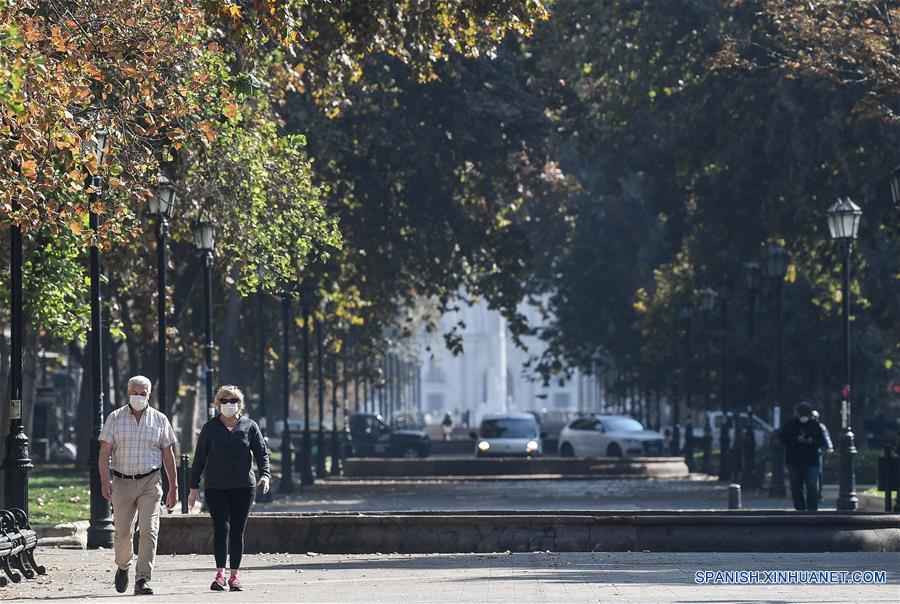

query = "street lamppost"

[
  {"left": 256, "top": 266, "right": 268, "bottom": 434},
  {"left": 148, "top": 172, "right": 176, "bottom": 501},
  {"left": 84, "top": 132, "right": 114, "bottom": 549},
  {"left": 330, "top": 355, "right": 341, "bottom": 476},
  {"left": 193, "top": 220, "right": 217, "bottom": 419},
  {"left": 765, "top": 245, "right": 788, "bottom": 498},
  {"left": 277, "top": 288, "right": 295, "bottom": 494},
  {"left": 148, "top": 175, "right": 176, "bottom": 416},
  {"left": 827, "top": 197, "right": 862, "bottom": 511},
  {"left": 298, "top": 281, "right": 315, "bottom": 486},
  {"left": 2, "top": 189, "right": 31, "bottom": 514},
  {"left": 741, "top": 261, "right": 761, "bottom": 489},
  {"left": 699, "top": 288, "right": 716, "bottom": 475},
  {"left": 717, "top": 285, "right": 732, "bottom": 482},
  {"left": 315, "top": 311, "right": 327, "bottom": 478},
  {"left": 680, "top": 304, "right": 695, "bottom": 472}
]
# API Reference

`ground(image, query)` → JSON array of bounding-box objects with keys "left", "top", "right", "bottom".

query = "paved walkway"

[{"left": 4, "top": 548, "right": 898, "bottom": 603}]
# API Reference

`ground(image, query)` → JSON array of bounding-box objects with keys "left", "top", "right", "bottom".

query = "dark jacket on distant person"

[{"left": 781, "top": 417, "right": 826, "bottom": 469}]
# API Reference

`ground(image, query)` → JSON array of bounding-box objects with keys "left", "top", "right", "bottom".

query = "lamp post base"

[
  {"left": 701, "top": 420, "right": 713, "bottom": 475},
  {"left": 718, "top": 420, "right": 731, "bottom": 482},
  {"left": 86, "top": 521, "right": 115, "bottom": 550},
  {"left": 684, "top": 422, "right": 696, "bottom": 473},
  {"left": 279, "top": 438, "right": 295, "bottom": 495},
  {"left": 768, "top": 430, "right": 787, "bottom": 497},
  {"left": 2, "top": 424, "right": 33, "bottom": 513},
  {"left": 836, "top": 425, "right": 858, "bottom": 511}
]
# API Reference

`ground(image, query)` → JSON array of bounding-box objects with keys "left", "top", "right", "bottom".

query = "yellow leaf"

[
  {"left": 222, "top": 103, "right": 238, "bottom": 119},
  {"left": 70, "top": 220, "right": 82, "bottom": 235}
]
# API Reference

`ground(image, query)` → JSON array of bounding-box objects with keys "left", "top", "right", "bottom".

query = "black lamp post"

[
  {"left": 193, "top": 220, "right": 217, "bottom": 419},
  {"left": 700, "top": 288, "right": 716, "bottom": 475},
  {"left": 148, "top": 172, "right": 176, "bottom": 501},
  {"left": 330, "top": 356, "right": 341, "bottom": 476},
  {"left": 2, "top": 196, "right": 32, "bottom": 514},
  {"left": 717, "top": 285, "right": 732, "bottom": 482},
  {"left": 277, "top": 290, "right": 295, "bottom": 494},
  {"left": 315, "top": 312, "right": 327, "bottom": 478},
  {"left": 827, "top": 197, "right": 862, "bottom": 511},
  {"left": 149, "top": 175, "right": 176, "bottom": 416},
  {"left": 680, "top": 304, "right": 695, "bottom": 472},
  {"left": 765, "top": 245, "right": 788, "bottom": 498},
  {"left": 741, "top": 261, "right": 761, "bottom": 489},
  {"left": 84, "top": 132, "right": 114, "bottom": 549},
  {"left": 298, "top": 282, "right": 315, "bottom": 486},
  {"left": 256, "top": 267, "right": 268, "bottom": 435}
]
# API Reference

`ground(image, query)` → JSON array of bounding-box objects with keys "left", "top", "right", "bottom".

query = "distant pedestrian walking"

[
  {"left": 780, "top": 402, "right": 825, "bottom": 512},
  {"left": 441, "top": 413, "right": 454, "bottom": 441},
  {"left": 189, "top": 386, "right": 270, "bottom": 592},
  {"left": 811, "top": 409, "right": 833, "bottom": 503}
]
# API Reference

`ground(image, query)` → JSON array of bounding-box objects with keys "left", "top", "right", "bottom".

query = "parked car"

[
  {"left": 679, "top": 411, "right": 774, "bottom": 450},
  {"left": 558, "top": 415, "right": 665, "bottom": 458},
  {"left": 470, "top": 412, "right": 545, "bottom": 457},
  {"left": 345, "top": 413, "right": 431, "bottom": 458}
]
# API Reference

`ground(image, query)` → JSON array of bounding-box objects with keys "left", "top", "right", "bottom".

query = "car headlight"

[
  {"left": 525, "top": 440, "right": 539, "bottom": 452},
  {"left": 478, "top": 441, "right": 490, "bottom": 452}
]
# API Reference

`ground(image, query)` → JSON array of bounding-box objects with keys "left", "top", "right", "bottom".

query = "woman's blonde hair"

[{"left": 213, "top": 385, "right": 246, "bottom": 414}]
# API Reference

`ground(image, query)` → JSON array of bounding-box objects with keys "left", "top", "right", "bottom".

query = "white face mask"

[
  {"left": 220, "top": 403, "right": 239, "bottom": 418},
  {"left": 129, "top": 394, "right": 149, "bottom": 411},
  {"left": 799, "top": 416, "right": 809, "bottom": 423}
]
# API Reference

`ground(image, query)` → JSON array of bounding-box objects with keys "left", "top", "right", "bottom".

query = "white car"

[
  {"left": 471, "top": 412, "right": 545, "bottom": 457},
  {"left": 677, "top": 411, "right": 774, "bottom": 450},
  {"left": 558, "top": 415, "right": 665, "bottom": 458}
]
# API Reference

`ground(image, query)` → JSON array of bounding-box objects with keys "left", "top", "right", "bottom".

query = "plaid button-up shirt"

[{"left": 99, "top": 405, "right": 177, "bottom": 475}]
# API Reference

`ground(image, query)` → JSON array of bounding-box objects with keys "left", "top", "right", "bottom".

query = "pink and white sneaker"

[
  {"left": 228, "top": 575, "right": 243, "bottom": 592},
  {"left": 210, "top": 571, "right": 226, "bottom": 591}
]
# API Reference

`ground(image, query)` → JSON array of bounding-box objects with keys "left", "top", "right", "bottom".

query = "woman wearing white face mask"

[{"left": 188, "top": 386, "right": 270, "bottom": 592}]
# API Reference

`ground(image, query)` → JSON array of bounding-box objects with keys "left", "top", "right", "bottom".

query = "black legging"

[{"left": 205, "top": 487, "right": 255, "bottom": 569}]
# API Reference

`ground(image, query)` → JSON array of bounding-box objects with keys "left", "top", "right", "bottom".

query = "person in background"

[
  {"left": 780, "top": 402, "right": 826, "bottom": 512},
  {"left": 188, "top": 386, "right": 270, "bottom": 592},
  {"left": 811, "top": 409, "right": 834, "bottom": 504},
  {"left": 99, "top": 375, "right": 178, "bottom": 596},
  {"left": 441, "top": 413, "right": 454, "bottom": 441}
]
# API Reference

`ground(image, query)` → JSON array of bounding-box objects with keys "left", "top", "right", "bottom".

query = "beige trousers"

[{"left": 111, "top": 472, "right": 162, "bottom": 581}]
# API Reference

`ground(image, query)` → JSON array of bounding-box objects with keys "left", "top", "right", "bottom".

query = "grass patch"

[{"left": 29, "top": 463, "right": 90, "bottom": 525}]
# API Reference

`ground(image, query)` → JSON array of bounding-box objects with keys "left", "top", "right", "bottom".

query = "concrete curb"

[
  {"left": 34, "top": 520, "right": 87, "bottom": 549},
  {"left": 158, "top": 510, "right": 900, "bottom": 555},
  {"left": 342, "top": 457, "right": 689, "bottom": 478}
]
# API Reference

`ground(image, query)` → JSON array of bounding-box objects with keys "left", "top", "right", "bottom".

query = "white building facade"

[{"left": 417, "top": 297, "right": 602, "bottom": 426}]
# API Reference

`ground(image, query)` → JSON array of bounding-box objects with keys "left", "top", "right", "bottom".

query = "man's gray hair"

[{"left": 127, "top": 375, "right": 152, "bottom": 393}]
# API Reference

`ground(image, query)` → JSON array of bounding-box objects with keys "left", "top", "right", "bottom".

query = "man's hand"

[
  {"left": 166, "top": 486, "right": 178, "bottom": 510},
  {"left": 258, "top": 476, "right": 270, "bottom": 494},
  {"left": 188, "top": 488, "right": 199, "bottom": 510},
  {"left": 826, "top": 448, "right": 834, "bottom": 454},
  {"left": 101, "top": 480, "right": 112, "bottom": 501}
]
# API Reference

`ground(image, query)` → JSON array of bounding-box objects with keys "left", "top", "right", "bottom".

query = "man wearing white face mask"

[
  {"left": 188, "top": 385, "right": 270, "bottom": 592},
  {"left": 780, "top": 402, "right": 826, "bottom": 512},
  {"left": 98, "top": 375, "right": 178, "bottom": 595}
]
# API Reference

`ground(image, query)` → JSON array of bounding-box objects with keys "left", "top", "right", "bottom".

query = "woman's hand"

[
  {"left": 187, "top": 488, "right": 199, "bottom": 510},
  {"left": 258, "top": 476, "right": 270, "bottom": 494}
]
